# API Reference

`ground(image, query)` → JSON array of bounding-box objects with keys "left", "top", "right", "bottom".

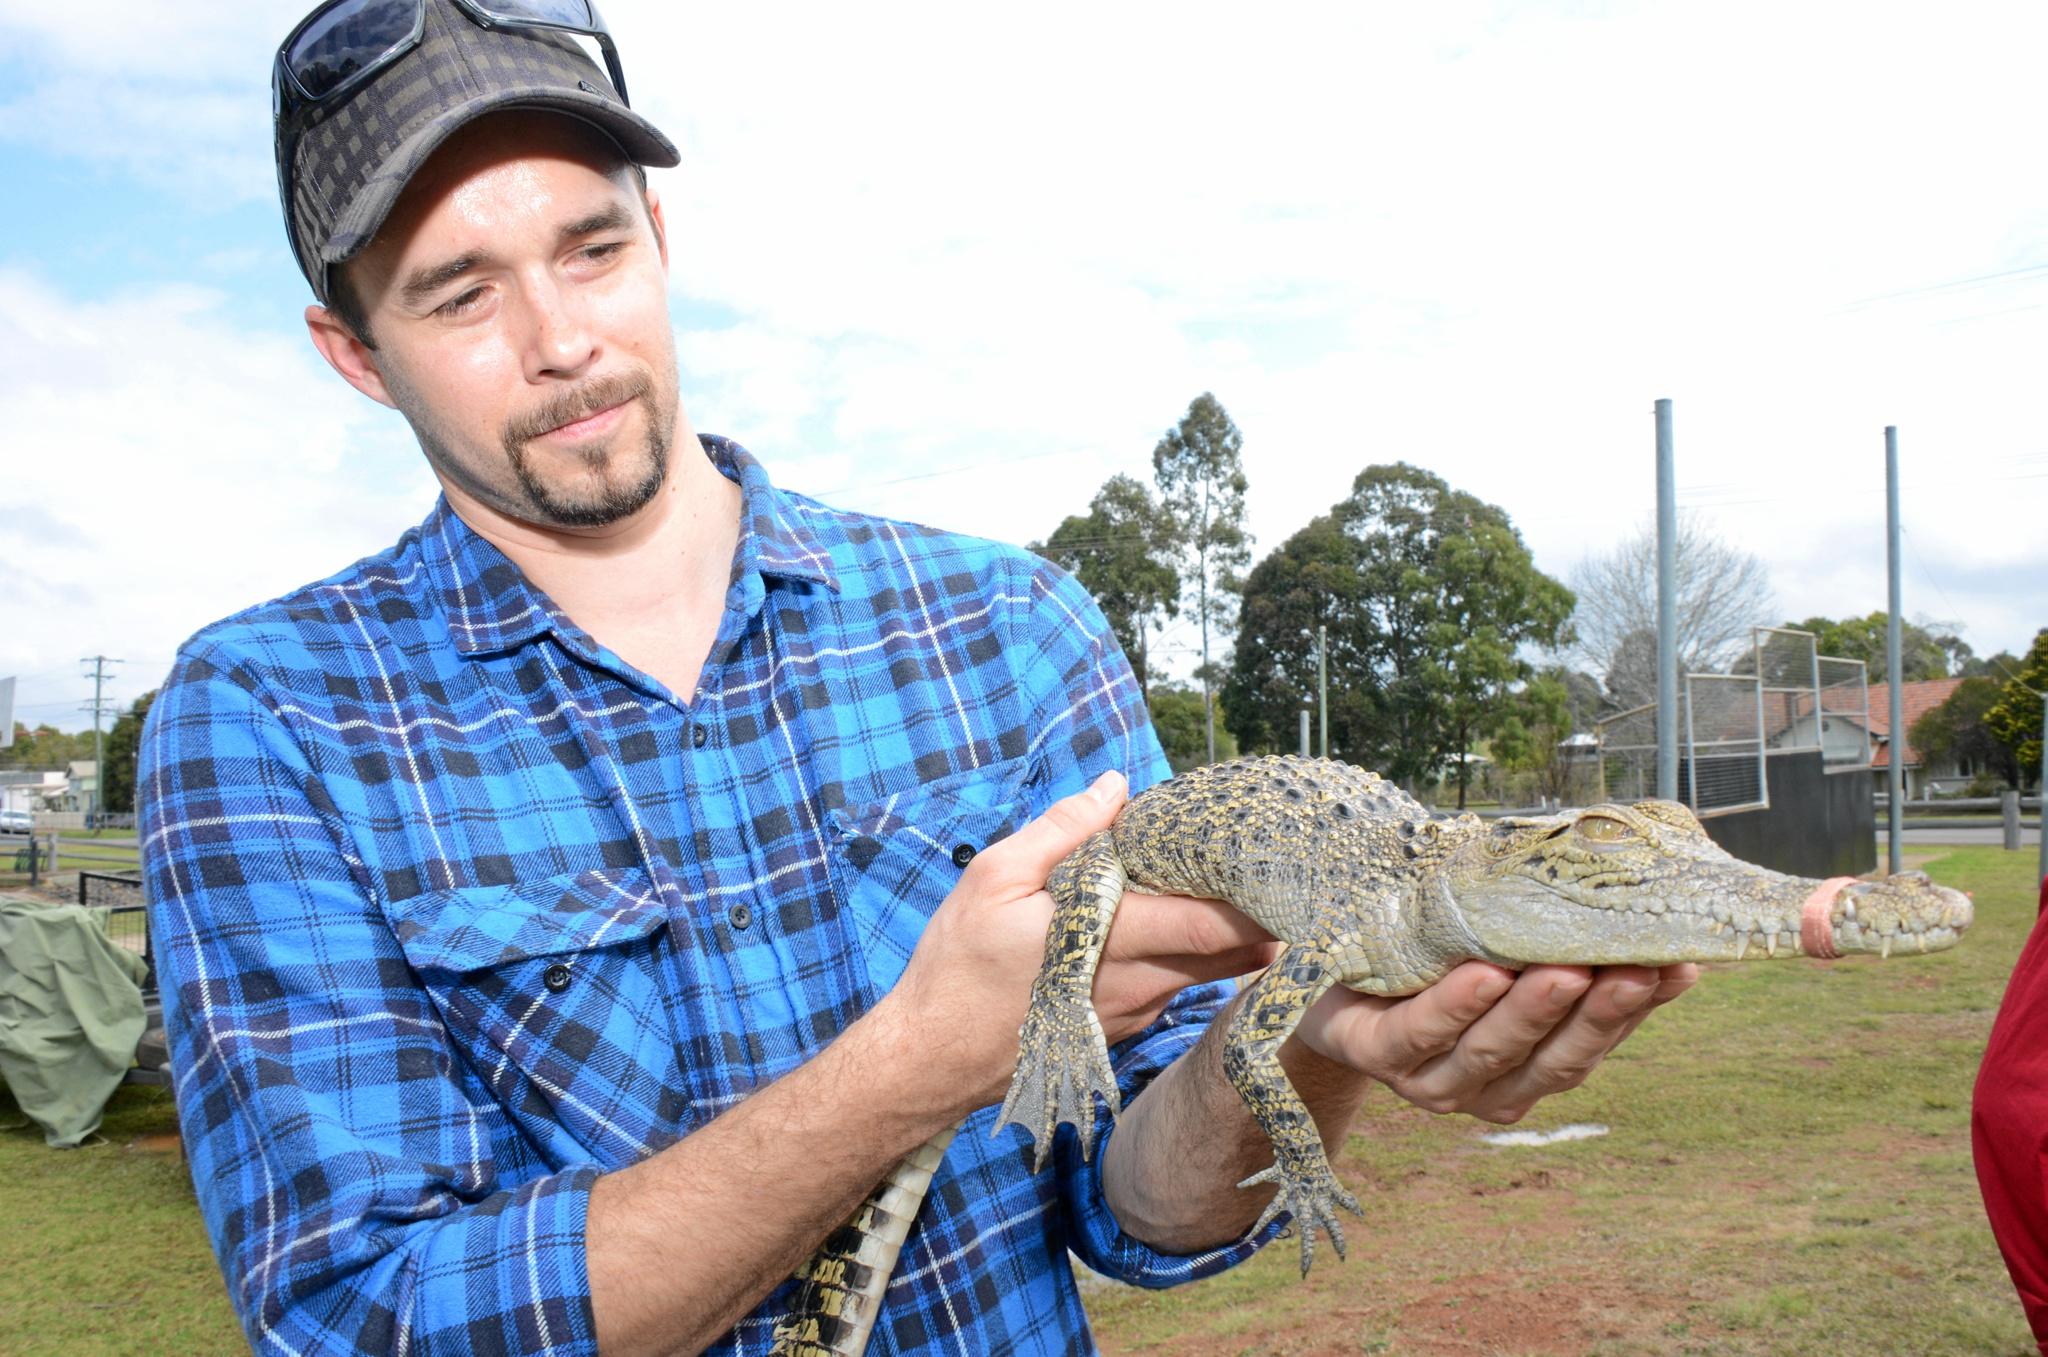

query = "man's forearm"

[
  {"left": 1098, "top": 990, "right": 1373, "bottom": 1253},
  {"left": 586, "top": 994, "right": 955, "bottom": 1356}
]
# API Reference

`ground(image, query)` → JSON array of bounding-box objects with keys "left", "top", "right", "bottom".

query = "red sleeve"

[{"left": 1974, "top": 875, "right": 2048, "bottom": 1352}]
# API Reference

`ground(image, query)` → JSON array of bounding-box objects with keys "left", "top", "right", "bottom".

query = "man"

[
  {"left": 1975, "top": 872, "right": 2048, "bottom": 1351},
  {"left": 140, "top": 3, "right": 1695, "bottom": 1353}
]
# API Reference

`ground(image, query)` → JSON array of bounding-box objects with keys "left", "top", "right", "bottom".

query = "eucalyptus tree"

[{"left": 1153, "top": 393, "right": 1251, "bottom": 763}]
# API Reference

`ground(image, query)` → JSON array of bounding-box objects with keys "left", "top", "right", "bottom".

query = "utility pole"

[
  {"left": 1655, "top": 399, "right": 1678, "bottom": 802},
  {"left": 1884, "top": 429, "right": 1903, "bottom": 876},
  {"left": 1318, "top": 623, "right": 1329, "bottom": 759},
  {"left": 79, "top": 655, "right": 123, "bottom": 827}
]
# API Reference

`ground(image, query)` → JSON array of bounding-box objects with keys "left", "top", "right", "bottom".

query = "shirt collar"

[{"left": 422, "top": 434, "right": 839, "bottom": 658}]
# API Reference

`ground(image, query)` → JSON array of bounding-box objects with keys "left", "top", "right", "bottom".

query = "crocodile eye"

[{"left": 1576, "top": 815, "right": 1635, "bottom": 843}]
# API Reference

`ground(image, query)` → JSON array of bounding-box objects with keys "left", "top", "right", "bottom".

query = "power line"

[
  {"left": 1899, "top": 530, "right": 2040, "bottom": 697},
  {"left": 1836, "top": 261, "right": 2048, "bottom": 312}
]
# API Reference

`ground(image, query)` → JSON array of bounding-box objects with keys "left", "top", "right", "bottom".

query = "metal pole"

[
  {"left": 1317, "top": 624, "right": 1329, "bottom": 759},
  {"left": 1683, "top": 677, "right": 1699, "bottom": 808},
  {"left": 2004, "top": 790, "right": 2022, "bottom": 853},
  {"left": 1885, "top": 427, "right": 1904, "bottom": 876},
  {"left": 1655, "top": 399, "right": 1678, "bottom": 801},
  {"left": 1299, "top": 708, "right": 1311, "bottom": 758}
]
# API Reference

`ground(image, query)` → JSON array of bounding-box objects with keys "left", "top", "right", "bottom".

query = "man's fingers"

[
  {"left": 1402, "top": 965, "right": 1598, "bottom": 1094},
  {"left": 1104, "top": 944, "right": 1284, "bottom": 997},
  {"left": 1454, "top": 966, "right": 1669, "bottom": 1122},
  {"left": 1348, "top": 962, "right": 1518, "bottom": 1077},
  {"left": 976, "top": 770, "right": 1126, "bottom": 886},
  {"left": 1104, "top": 892, "right": 1277, "bottom": 962}
]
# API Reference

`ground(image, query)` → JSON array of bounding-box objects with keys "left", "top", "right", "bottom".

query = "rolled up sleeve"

[{"left": 141, "top": 644, "right": 601, "bottom": 1356}]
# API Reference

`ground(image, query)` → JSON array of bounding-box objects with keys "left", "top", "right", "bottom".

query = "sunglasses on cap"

[
  {"left": 273, "top": 0, "right": 629, "bottom": 113},
  {"left": 271, "top": 0, "right": 633, "bottom": 277}
]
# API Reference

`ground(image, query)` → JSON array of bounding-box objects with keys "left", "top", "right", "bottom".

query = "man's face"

[{"left": 327, "top": 111, "right": 679, "bottom": 531}]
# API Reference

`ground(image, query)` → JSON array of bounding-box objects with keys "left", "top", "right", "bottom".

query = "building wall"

[{"left": 1705, "top": 750, "right": 1876, "bottom": 879}]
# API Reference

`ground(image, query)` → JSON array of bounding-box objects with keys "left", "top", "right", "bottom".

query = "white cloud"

[
  {"left": 0, "top": 268, "right": 435, "bottom": 711},
  {"left": 0, "top": 0, "right": 278, "bottom": 204},
  {"left": 2, "top": 0, "right": 2044, "bottom": 723}
]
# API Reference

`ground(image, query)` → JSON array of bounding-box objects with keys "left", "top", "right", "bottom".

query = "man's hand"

[
  {"left": 875, "top": 770, "right": 1279, "bottom": 1117},
  {"left": 1291, "top": 960, "right": 1699, "bottom": 1124}
]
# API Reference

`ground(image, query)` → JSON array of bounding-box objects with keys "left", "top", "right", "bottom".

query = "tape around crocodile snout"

[{"left": 1800, "top": 877, "right": 1859, "bottom": 960}]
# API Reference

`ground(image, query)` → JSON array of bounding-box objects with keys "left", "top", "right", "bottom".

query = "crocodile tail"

[{"left": 769, "top": 1125, "right": 958, "bottom": 1357}]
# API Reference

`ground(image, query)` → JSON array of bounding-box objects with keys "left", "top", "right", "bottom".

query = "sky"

[{"left": 2, "top": 0, "right": 2044, "bottom": 735}]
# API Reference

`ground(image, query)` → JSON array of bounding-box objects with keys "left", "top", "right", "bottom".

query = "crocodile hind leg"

[
  {"left": 1224, "top": 942, "right": 1363, "bottom": 1278},
  {"left": 769, "top": 1126, "right": 958, "bottom": 1356},
  {"left": 994, "top": 829, "right": 1126, "bottom": 1169}
]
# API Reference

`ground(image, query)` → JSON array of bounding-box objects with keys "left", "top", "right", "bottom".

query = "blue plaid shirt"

[{"left": 139, "top": 437, "right": 1266, "bottom": 1355}]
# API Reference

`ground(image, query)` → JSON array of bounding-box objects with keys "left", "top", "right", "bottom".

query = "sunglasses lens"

[
  {"left": 471, "top": 0, "right": 594, "bottom": 26},
  {"left": 288, "top": 0, "right": 420, "bottom": 100}
]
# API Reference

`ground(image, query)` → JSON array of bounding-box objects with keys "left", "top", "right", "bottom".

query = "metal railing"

[{"left": 79, "top": 872, "right": 153, "bottom": 994}]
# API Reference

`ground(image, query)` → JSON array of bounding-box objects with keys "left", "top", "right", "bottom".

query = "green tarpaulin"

[{"left": 0, "top": 896, "right": 147, "bottom": 1148}]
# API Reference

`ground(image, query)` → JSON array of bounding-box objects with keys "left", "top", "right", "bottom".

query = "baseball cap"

[{"left": 275, "top": 0, "right": 680, "bottom": 304}]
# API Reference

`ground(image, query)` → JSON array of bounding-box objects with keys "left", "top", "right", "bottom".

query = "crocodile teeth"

[
  {"left": 1843, "top": 899, "right": 1856, "bottom": 921},
  {"left": 1734, "top": 934, "right": 1749, "bottom": 961},
  {"left": 1915, "top": 933, "right": 1927, "bottom": 954},
  {"left": 1765, "top": 931, "right": 1780, "bottom": 958},
  {"left": 1881, "top": 935, "right": 1893, "bottom": 960}
]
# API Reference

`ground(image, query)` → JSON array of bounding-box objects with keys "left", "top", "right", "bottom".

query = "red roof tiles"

[{"left": 1866, "top": 677, "right": 1965, "bottom": 769}]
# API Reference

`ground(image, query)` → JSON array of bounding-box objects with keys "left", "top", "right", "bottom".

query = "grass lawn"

[
  {"left": 0, "top": 1086, "right": 241, "bottom": 1355},
  {"left": 1088, "top": 844, "right": 2038, "bottom": 1355},
  {"left": 0, "top": 847, "right": 2035, "bottom": 1355}
]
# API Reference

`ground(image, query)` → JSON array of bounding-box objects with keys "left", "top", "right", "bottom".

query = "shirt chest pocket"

[
  {"left": 827, "top": 757, "right": 1039, "bottom": 997},
  {"left": 386, "top": 868, "right": 686, "bottom": 1166}
]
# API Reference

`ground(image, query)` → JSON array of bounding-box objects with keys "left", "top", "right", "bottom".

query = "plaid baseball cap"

[{"left": 277, "top": 0, "right": 679, "bottom": 304}]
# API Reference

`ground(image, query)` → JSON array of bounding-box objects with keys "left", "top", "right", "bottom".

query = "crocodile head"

[{"left": 1432, "top": 800, "right": 1973, "bottom": 965}]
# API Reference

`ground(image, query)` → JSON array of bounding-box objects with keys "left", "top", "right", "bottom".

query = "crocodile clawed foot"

[
  {"left": 993, "top": 985, "right": 1121, "bottom": 1169},
  {"left": 1238, "top": 1160, "right": 1363, "bottom": 1277}
]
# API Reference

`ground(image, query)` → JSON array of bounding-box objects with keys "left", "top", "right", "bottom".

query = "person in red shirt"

[{"left": 1974, "top": 872, "right": 2048, "bottom": 1350}]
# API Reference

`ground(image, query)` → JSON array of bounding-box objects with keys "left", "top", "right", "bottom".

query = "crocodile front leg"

[
  {"left": 994, "top": 829, "right": 1125, "bottom": 1169},
  {"left": 1224, "top": 942, "right": 1363, "bottom": 1277}
]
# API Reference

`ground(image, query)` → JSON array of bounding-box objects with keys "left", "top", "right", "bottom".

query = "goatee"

[{"left": 504, "top": 368, "right": 671, "bottom": 528}]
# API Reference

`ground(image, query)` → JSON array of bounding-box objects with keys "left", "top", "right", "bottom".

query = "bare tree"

[{"left": 1567, "top": 515, "right": 1775, "bottom": 710}]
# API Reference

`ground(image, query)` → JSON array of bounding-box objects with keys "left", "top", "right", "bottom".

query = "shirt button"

[
  {"left": 691, "top": 724, "right": 709, "bottom": 749},
  {"left": 951, "top": 843, "right": 977, "bottom": 868},
  {"left": 727, "top": 902, "right": 753, "bottom": 930},
  {"left": 542, "top": 963, "right": 571, "bottom": 993}
]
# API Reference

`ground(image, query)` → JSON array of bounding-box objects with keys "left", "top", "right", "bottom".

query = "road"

[{"left": 1882, "top": 825, "right": 2039, "bottom": 848}]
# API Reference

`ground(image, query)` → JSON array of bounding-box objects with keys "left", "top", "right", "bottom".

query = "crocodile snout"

[{"left": 1830, "top": 872, "right": 1972, "bottom": 956}]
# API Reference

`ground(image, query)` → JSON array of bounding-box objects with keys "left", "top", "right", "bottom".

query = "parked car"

[{"left": 0, "top": 808, "right": 33, "bottom": 835}]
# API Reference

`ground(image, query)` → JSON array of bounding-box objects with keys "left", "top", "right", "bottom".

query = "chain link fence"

[
  {"left": 1596, "top": 678, "right": 1767, "bottom": 815},
  {"left": 1817, "top": 656, "right": 1872, "bottom": 767},
  {"left": 1754, "top": 626, "right": 1821, "bottom": 752},
  {"left": 1595, "top": 625, "right": 1870, "bottom": 819},
  {"left": 1596, "top": 702, "right": 1661, "bottom": 804},
  {"left": 1683, "top": 673, "right": 1767, "bottom": 812}
]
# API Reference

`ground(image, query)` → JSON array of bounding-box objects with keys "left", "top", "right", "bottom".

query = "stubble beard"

[
  {"left": 400, "top": 362, "right": 679, "bottom": 530},
  {"left": 501, "top": 367, "right": 673, "bottom": 528}
]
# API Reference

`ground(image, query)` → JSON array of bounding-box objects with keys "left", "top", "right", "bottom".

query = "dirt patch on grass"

[{"left": 1392, "top": 1268, "right": 1675, "bottom": 1356}]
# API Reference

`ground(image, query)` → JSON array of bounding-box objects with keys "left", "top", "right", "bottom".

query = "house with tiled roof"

[{"left": 1866, "top": 677, "right": 1972, "bottom": 798}]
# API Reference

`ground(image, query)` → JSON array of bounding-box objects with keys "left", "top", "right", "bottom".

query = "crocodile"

[{"left": 772, "top": 754, "right": 1972, "bottom": 1353}]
